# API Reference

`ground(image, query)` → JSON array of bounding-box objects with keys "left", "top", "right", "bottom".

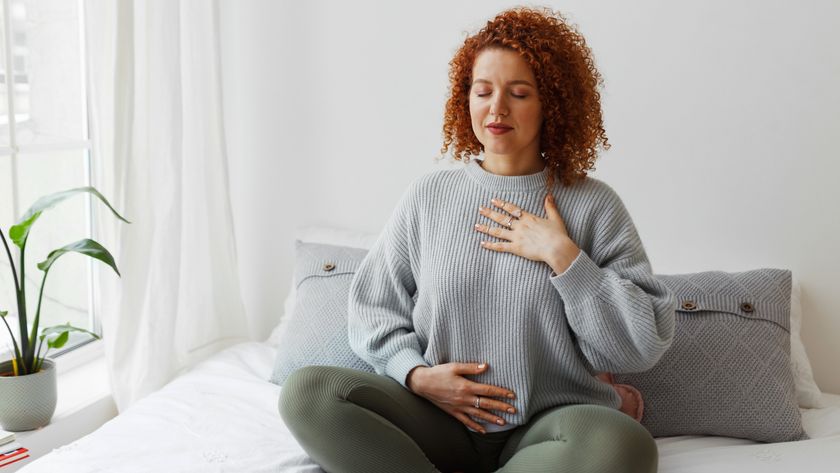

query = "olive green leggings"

[{"left": 279, "top": 366, "right": 658, "bottom": 473}]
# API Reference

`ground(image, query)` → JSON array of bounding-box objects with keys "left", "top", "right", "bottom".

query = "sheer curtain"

[{"left": 84, "top": 0, "right": 250, "bottom": 412}]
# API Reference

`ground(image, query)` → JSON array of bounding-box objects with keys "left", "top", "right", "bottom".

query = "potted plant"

[{"left": 0, "top": 187, "right": 129, "bottom": 431}]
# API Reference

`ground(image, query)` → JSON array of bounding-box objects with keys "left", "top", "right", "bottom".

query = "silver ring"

[
  {"left": 474, "top": 396, "right": 481, "bottom": 409},
  {"left": 504, "top": 216, "right": 513, "bottom": 227}
]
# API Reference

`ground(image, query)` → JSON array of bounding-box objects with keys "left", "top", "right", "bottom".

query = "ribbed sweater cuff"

[
  {"left": 385, "top": 348, "right": 429, "bottom": 389},
  {"left": 549, "top": 249, "right": 606, "bottom": 306}
]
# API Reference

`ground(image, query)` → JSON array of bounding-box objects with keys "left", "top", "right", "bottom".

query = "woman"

[{"left": 280, "top": 6, "right": 676, "bottom": 473}]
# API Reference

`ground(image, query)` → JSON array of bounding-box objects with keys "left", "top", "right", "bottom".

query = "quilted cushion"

[
  {"left": 613, "top": 268, "right": 808, "bottom": 443},
  {"left": 268, "top": 240, "right": 375, "bottom": 385}
]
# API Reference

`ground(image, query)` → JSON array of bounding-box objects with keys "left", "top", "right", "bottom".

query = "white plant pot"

[{"left": 0, "top": 358, "right": 57, "bottom": 431}]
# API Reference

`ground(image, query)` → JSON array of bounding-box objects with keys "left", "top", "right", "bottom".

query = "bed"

[{"left": 16, "top": 339, "right": 840, "bottom": 473}]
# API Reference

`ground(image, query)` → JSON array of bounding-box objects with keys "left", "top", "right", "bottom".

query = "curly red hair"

[{"left": 440, "top": 6, "right": 610, "bottom": 190}]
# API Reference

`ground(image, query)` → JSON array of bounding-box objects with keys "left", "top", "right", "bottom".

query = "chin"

[{"left": 483, "top": 144, "right": 520, "bottom": 155}]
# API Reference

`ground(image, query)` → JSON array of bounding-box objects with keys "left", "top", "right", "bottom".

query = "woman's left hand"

[{"left": 475, "top": 194, "right": 581, "bottom": 275}]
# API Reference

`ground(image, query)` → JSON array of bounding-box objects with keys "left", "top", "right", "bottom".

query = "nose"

[{"left": 490, "top": 93, "right": 508, "bottom": 118}]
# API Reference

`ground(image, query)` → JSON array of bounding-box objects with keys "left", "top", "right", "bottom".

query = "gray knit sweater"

[{"left": 347, "top": 158, "right": 676, "bottom": 432}]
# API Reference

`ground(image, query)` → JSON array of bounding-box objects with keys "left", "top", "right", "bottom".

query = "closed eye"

[{"left": 476, "top": 93, "right": 528, "bottom": 99}]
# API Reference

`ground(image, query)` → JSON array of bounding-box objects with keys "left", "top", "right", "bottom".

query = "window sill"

[{"left": 5, "top": 340, "right": 117, "bottom": 471}]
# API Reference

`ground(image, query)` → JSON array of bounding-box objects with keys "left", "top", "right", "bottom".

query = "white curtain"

[{"left": 84, "top": 0, "right": 251, "bottom": 412}]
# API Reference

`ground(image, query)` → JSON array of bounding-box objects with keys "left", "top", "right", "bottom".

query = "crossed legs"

[{"left": 279, "top": 366, "right": 658, "bottom": 473}]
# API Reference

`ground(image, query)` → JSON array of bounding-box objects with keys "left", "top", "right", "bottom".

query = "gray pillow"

[
  {"left": 269, "top": 240, "right": 374, "bottom": 386},
  {"left": 613, "top": 268, "right": 808, "bottom": 443}
]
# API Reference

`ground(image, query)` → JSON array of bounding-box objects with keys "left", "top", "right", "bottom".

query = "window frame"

[{"left": 0, "top": 0, "right": 101, "bottom": 359}]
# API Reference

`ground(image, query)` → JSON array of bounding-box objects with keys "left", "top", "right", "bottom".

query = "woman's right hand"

[{"left": 406, "top": 362, "right": 517, "bottom": 434}]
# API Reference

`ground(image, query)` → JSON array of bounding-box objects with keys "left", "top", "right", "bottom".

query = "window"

[{"left": 0, "top": 0, "right": 98, "bottom": 360}]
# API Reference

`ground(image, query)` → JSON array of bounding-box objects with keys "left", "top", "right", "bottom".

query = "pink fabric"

[{"left": 595, "top": 372, "right": 644, "bottom": 422}]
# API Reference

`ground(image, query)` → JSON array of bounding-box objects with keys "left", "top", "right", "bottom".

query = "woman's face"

[{"left": 469, "top": 48, "right": 543, "bottom": 160}]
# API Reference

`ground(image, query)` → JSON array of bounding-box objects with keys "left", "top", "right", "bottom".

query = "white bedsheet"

[{"left": 19, "top": 341, "right": 840, "bottom": 473}]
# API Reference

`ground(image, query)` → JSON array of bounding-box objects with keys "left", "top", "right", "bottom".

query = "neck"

[{"left": 479, "top": 153, "right": 545, "bottom": 176}]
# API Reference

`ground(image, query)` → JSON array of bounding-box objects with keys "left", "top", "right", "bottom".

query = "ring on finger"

[
  {"left": 504, "top": 216, "right": 514, "bottom": 227},
  {"left": 474, "top": 395, "right": 481, "bottom": 409}
]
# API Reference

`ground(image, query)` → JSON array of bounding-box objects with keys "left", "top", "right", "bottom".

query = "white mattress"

[{"left": 19, "top": 341, "right": 840, "bottom": 473}]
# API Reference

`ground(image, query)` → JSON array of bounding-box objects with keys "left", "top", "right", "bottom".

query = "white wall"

[{"left": 219, "top": 0, "right": 840, "bottom": 394}]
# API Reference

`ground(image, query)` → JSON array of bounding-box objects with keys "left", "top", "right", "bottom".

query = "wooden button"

[
  {"left": 740, "top": 302, "right": 754, "bottom": 313},
  {"left": 323, "top": 262, "right": 336, "bottom": 272},
  {"left": 681, "top": 300, "right": 697, "bottom": 310}
]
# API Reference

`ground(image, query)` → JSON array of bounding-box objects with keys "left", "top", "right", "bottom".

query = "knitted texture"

[
  {"left": 269, "top": 241, "right": 375, "bottom": 386},
  {"left": 614, "top": 269, "right": 808, "bottom": 442},
  {"left": 347, "top": 159, "right": 677, "bottom": 432},
  {"left": 0, "top": 359, "right": 57, "bottom": 431}
]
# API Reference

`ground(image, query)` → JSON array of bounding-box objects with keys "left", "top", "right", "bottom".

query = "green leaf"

[
  {"left": 9, "top": 212, "right": 41, "bottom": 248},
  {"left": 0, "top": 310, "right": 6, "bottom": 317},
  {"left": 37, "top": 239, "right": 121, "bottom": 276},
  {"left": 9, "top": 187, "right": 130, "bottom": 248},
  {"left": 47, "top": 331, "right": 69, "bottom": 349},
  {"left": 40, "top": 322, "right": 100, "bottom": 341}
]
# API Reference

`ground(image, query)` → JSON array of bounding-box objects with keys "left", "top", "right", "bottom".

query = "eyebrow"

[{"left": 471, "top": 79, "right": 535, "bottom": 88}]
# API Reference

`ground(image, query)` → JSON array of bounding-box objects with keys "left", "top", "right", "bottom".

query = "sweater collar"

[{"left": 464, "top": 158, "right": 551, "bottom": 192}]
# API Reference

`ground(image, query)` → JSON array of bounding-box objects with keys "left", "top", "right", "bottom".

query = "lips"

[
  {"left": 487, "top": 126, "right": 512, "bottom": 135},
  {"left": 487, "top": 123, "right": 512, "bottom": 129}
]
